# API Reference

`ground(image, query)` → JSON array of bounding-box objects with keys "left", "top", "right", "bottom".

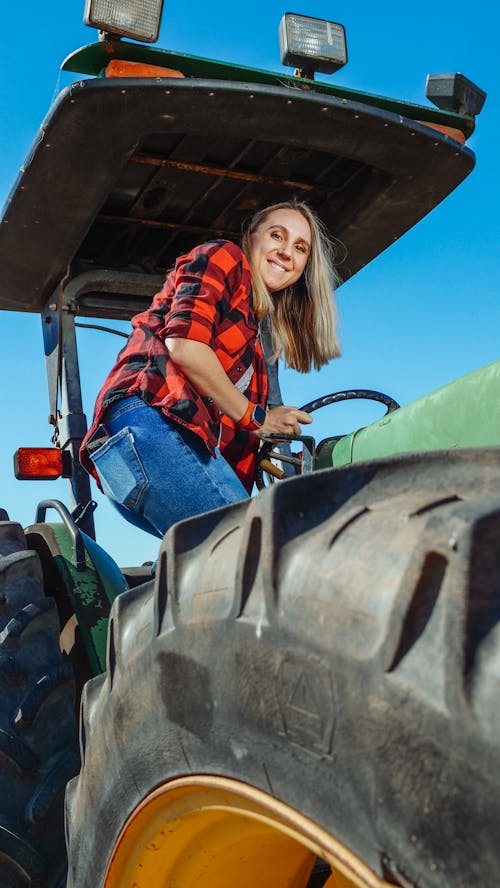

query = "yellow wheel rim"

[{"left": 104, "top": 775, "right": 393, "bottom": 888}]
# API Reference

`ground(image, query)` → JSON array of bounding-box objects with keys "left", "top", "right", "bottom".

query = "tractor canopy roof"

[{"left": 0, "top": 43, "right": 475, "bottom": 319}]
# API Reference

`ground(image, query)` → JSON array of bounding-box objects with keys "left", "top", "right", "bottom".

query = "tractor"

[{"left": 0, "top": 3, "right": 498, "bottom": 887}]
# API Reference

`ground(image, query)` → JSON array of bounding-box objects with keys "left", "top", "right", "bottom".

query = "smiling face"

[{"left": 249, "top": 208, "right": 312, "bottom": 292}]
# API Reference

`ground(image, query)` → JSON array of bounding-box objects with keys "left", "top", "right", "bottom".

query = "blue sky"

[{"left": 0, "top": 1, "right": 498, "bottom": 566}]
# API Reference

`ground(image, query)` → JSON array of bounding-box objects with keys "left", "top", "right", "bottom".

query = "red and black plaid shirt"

[{"left": 80, "top": 240, "right": 269, "bottom": 492}]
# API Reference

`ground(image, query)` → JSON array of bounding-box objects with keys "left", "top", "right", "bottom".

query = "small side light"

[
  {"left": 14, "top": 448, "right": 71, "bottom": 481},
  {"left": 105, "top": 59, "right": 184, "bottom": 78},
  {"left": 83, "top": 0, "right": 165, "bottom": 44},
  {"left": 279, "top": 13, "right": 347, "bottom": 79},
  {"left": 425, "top": 73, "right": 486, "bottom": 117}
]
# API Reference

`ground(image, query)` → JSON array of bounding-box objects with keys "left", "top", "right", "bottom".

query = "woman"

[{"left": 80, "top": 201, "right": 341, "bottom": 538}]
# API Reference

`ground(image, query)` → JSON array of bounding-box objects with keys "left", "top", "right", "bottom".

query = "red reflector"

[{"left": 14, "top": 448, "right": 63, "bottom": 480}]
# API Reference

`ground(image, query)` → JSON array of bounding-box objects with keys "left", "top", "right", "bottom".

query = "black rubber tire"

[
  {"left": 0, "top": 518, "right": 79, "bottom": 888},
  {"left": 66, "top": 450, "right": 500, "bottom": 888}
]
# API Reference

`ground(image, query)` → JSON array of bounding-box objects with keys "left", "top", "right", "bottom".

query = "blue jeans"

[{"left": 89, "top": 396, "right": 249, "bottom": 538}]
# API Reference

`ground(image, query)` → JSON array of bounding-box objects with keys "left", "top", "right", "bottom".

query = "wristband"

[{"left": 237, "top": 402, "right": 266, "bottom": 431}]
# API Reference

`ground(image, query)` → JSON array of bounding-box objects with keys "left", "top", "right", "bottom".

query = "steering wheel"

[{"left": 255, "top": 389, "right": 400, "bottom": 490}]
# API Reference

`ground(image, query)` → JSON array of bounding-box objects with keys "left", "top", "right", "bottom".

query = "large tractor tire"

[
  {"left": 66, "top": 450, "right": 500, "bottom": 888},
  {"left": 0, "top": 517, "right": 79, "bottom": 888}
]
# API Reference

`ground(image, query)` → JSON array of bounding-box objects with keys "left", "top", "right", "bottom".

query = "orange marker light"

[
  {"left": 105, "top": 59, "right": 185, "bottom": 79},
  {"left": 14, "top": 448, "right": 65, "bottom": 480},
  {"left": 416, "top": 120, "right": 466, "bottom": 145}
]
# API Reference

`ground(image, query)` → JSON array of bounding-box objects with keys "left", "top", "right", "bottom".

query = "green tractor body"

[{"left": 317, "top": 360, "right": 500, "bottom": 470}]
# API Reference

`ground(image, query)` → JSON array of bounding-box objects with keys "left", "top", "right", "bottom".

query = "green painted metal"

[
  {"left": 82, "top": 532, "right": 129, "bottom": 604},
  {"left": 317, "top": 360, "right": 500, "bottom": 470},
  {"left": 61, "top": 41, "right": 474, "bottom": 138},
  {"left": 48, "top": 523, "right": 127, "bottom": 674}
]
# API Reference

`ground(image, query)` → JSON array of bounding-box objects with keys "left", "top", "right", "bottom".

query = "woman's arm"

[
  {"left": 165, "top": 337, "right": 249, "bottom": 421},
  {"left": 165, "top": 337, "right": 311, "bottom": 437}
]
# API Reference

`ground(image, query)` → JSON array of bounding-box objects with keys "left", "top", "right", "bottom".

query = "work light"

[
  {"left": 83, "top": 0, "right": 165, "bottom": 43},
  {"left": 279, "top": 13, "right": 347, "bottom": 78},
  {"left": 425, "top": 73, "right": 486, "bottom": 117}
]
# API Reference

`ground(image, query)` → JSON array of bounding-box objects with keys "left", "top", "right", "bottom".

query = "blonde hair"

[{"left": 241, "top": 201, "right": 341, "bottom": 372}]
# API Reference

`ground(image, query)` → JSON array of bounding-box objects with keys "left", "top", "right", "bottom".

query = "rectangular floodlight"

[
  {"left": 279, "top": 13, "right": 347, "bottom": 77},
  {"left": 84, "top": 0, "right": 165, "bottom": 43}
]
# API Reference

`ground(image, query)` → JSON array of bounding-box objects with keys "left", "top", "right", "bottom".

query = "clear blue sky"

[{"left": 0, "top": 1, "right": 498, "bottom": 566}]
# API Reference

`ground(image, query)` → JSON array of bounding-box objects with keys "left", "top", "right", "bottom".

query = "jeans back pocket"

[{"left": 91, "top": 427, "right": 148, "bottom": 510}]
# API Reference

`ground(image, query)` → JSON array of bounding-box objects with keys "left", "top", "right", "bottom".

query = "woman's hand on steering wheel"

[{"left": 253, "top": 405, "right": 313, "bottom": 438}]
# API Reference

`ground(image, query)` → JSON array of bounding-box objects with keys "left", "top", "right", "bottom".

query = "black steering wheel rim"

[{"left": 299, "top": 388, "right": 400, "bottom": 415}]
